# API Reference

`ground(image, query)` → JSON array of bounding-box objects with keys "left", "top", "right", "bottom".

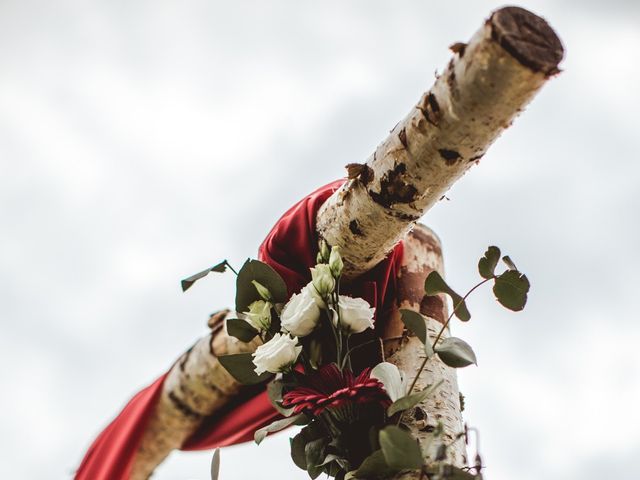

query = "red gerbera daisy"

[{"left": 282, "top": 363, "right": 391, "bottom": 417}]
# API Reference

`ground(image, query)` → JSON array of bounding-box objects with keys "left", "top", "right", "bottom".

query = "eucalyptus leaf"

[
  {"left": 400, "top": 309, "right": 427, "bottom": 343},
  {"left": 210, "top": 448, "right": 220, "bottom": 480},
  {"left": 424, "top": 271, "right": 471, "bottom": 321},
  {"left": 217, "top": 353, "right": 272, "bottom": 385},
  {"left": 502, "top": 255, "right": 517, "bottom": 271},
  {"left": 226, "top": 318, "right": 259, "bottom": 342},
  {"left": 181, "top": 260, "right": 228, "bottom": 292},
  {"left": 305, "top": 438, "right": 327, "bottom": 479},
  {"left": 435, "top": 337, "right": 477, "bottom": 368},
  {"left": 319, "top": 454, "right": 343, "bottom": 467},
  {"left": 353, "top": 449, "right": 397, "bottom": 479},
  {"left": 400, "top": 309, "right": 434, "bottom": 358},
  {"left": 478, "top": 246, "right": 501, "bottom": 279},
  {"left": 236, "top": 259, "right": 288, "bottom": 313},
  {"left": 379, "top": 425, "right": 423, "bottom": 471},
  {"left": 255, "top": 414, "right": 304, "bottom": 445},
  {"left": 371, "top": 362, "right": 405, "bottom": 402},
  {"left": 387, "top": 380, "right": 443, "bottom": 417},
  {"left": 267, "top": 379, "right": 295, "bottom": 416},
  {"left": 493, "top": 270, "right": 530, "bottom": 311},
  {"left": 291, "top": 433, "right": 308, "bottom": 470}
]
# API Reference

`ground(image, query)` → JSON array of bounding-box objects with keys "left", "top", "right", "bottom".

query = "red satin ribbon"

[{"left": 75, "top": 180, "right": 403, "bottom": 479}]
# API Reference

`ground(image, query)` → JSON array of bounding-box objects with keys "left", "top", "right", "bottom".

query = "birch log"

[
  {"left": 385, "top": 225, "right": 465, "bottom": 478},
  {"left": 317, "top": 6, "right": 563, "bottom": 277},
  {"left": 129, "top": 311, "right": 264, "bottom": 479},
  {"left": 125, "top": 6, "right": 563, "bottom": 478}
]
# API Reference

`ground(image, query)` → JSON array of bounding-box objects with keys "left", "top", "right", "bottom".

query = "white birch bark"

[
  {"left": 385, "top": 225, "right": 465, "bottom": 478},
  {"left": 317, "top": 6, "right": 563, "bottom": 278},
  {"left": 124, "top": 6, "right": 563, "bottom": 478},
  {"left": 130, "top": 311, "right": 262, "bottom": 479}
]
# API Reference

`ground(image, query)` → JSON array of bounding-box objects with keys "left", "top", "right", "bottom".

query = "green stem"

[
  {"left": 325, "top": 306, "right": 341, "bottom": 367},
  {"left": 225, "top": 261, "right": 238, "bottom": 275},
  {"left": 431, "top": 277, "right": 492, "bottom": 350},
  {"left": 407, "top": 277, "right": 493, "bottom": 396},
  {"left": 345, "top": 335, "right": 352, "bottom": 371}
]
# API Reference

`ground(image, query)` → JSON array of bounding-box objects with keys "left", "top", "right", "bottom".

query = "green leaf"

[
  {"left": 353, "top": 449, "right": 397, "bottom": 479},
  {"left": 400, "top": 309, "right": 427, "bottom": 344},
  {"left": 371, "top": 362, "right": 405, "bottom": 402},
  {"left": 267, "top": 379, "right": 295, "bottom": 416},
  {"left": 181, "top": 260, "right": 228, "bottom": 292},
  {"left": 236, "top": 259, "right": 288, "bottom": 313},
  {"left": 478, "top": 246, "right": 501, "bottom": 279},
  {"left": 226, "top": 318, "right": 259, "bottom": 342},
  {"left": 255, "top": 414, "right": 304, "bottom": 445},
  {"left": 387, "top": 380, "right": 443, "bottom": 417},
  {"left": 217, "top": 353, "right": 272, "bottom": 385},
  {"left": 400, "top": 309, "right": 434, "bottom": 358},
  {"left": 290, "top": 422, "right": 330, "bottom": 473},
  {"left": 424, "top": 271, "right": 471, "bottom": 322},
  {"left": 493, "top": 270, "right": 530, "bottom": 311},
  {"left": 502, "top": 255, "right": 517, "bottom": 271},
  {"left": 305, "top": 438, "right": 327, "bottom": 479},
  {"left": 291, "top": 433, "right": 308, "bottom": 470},
  {"left": 435, "top": 337, "right": 477, "bottom": 368},
  {"left": 379, "top": 426, "right": 423, "bottom": 471},
  {"left": 210, "top": 448, "right": 220, "bottom": 480},
  {"left": 318, "top": 454, "right": 343, "bottom": 467}
]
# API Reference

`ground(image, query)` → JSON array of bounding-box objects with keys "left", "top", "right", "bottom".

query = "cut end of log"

[{"left": 490, "top": 6, "right": 564, "bottom": 75}]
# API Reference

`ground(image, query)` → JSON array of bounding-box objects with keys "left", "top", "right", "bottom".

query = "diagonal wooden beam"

[{"left": 317, "top": 6, "right": 563, "bottom": 278}]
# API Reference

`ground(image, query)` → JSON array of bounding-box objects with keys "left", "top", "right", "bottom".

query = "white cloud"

[{"left": 1, "top": 1, "right": 638, "bottom": 479}]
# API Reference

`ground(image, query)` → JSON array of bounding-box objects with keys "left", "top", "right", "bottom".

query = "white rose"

[
  {"left": 280, "top": 285, "right": 322, "bottom": 336},
  {"left": 243, "top": 300, "right": 271, "bottom": 330},
  {"left": 252, "top": 333, "right": 302, "bottom": 375},
  {"left": 336, "top": 295, "right": 375, "bottom": 334}
]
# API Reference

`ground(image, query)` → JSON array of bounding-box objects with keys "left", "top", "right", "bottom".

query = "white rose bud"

[
  {"left": 252, "top": 333, "right": 302, "bottom": 375},
  {"left": 318, "top": 239, "right": 330, "bottom": 263},
  {"left": 280, "top": 286, "right": 321, "bottom": 336},
  {"left": 243, "top": 300, "right": 272, "bottom": 331},
  {"left": 329, "top": 246, "right": 344, "bottom": 278},
  {"left": 252, "top": 280, "right": 272, "bottom": 302},
  {"left": 311, "top": 264, "right": 335, "bottom": 298},
  {"left": 336, "top": 295, "right": 375, "bottom": 334}
]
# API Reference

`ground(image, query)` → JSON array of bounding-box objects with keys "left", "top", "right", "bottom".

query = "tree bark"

[
  {"left": 130, "top": 311, "right": 262, "bottom": 479},
  {"left": 127, "top": 6, "right": 563, "bottom": 478},
  {"left": 317, "top": 6, "right": 563, "bottom": 278},
  {"left": 385, "top": 225, "right": 465, "bottom": 477}
]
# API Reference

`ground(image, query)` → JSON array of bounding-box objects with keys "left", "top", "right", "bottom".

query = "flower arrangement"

[{"left": 185, "top": 244, "right": 530, "bottom": 479}]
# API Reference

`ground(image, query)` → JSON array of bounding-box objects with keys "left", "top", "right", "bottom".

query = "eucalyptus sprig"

[{"left": 401, "top": 245, "right": 530, "bottom": 398}]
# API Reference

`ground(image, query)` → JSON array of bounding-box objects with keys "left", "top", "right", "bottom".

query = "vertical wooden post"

[{"left": 385, "top": 224, "right": 465, "bottom": 474}]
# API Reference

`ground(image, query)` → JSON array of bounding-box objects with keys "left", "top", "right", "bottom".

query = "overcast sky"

[{"left": 1, "top": 1, "right": 639, "bottom": 479}]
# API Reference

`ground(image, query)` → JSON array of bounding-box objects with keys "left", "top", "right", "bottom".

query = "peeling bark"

[
  {"left": 317, "top": 6, "right": 563, "bottom": 278},
  {"left": 385, "top": 225, "right": 465, "bottom": 476}
]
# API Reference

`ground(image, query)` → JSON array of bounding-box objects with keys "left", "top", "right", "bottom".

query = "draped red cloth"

[{"left": 76, "top": 180, "right": 404, "bottom": 479}]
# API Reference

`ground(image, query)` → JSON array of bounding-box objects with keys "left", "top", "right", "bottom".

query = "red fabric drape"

[{"left": 75, "top": 180, "right": 404, "bottom": 479}]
